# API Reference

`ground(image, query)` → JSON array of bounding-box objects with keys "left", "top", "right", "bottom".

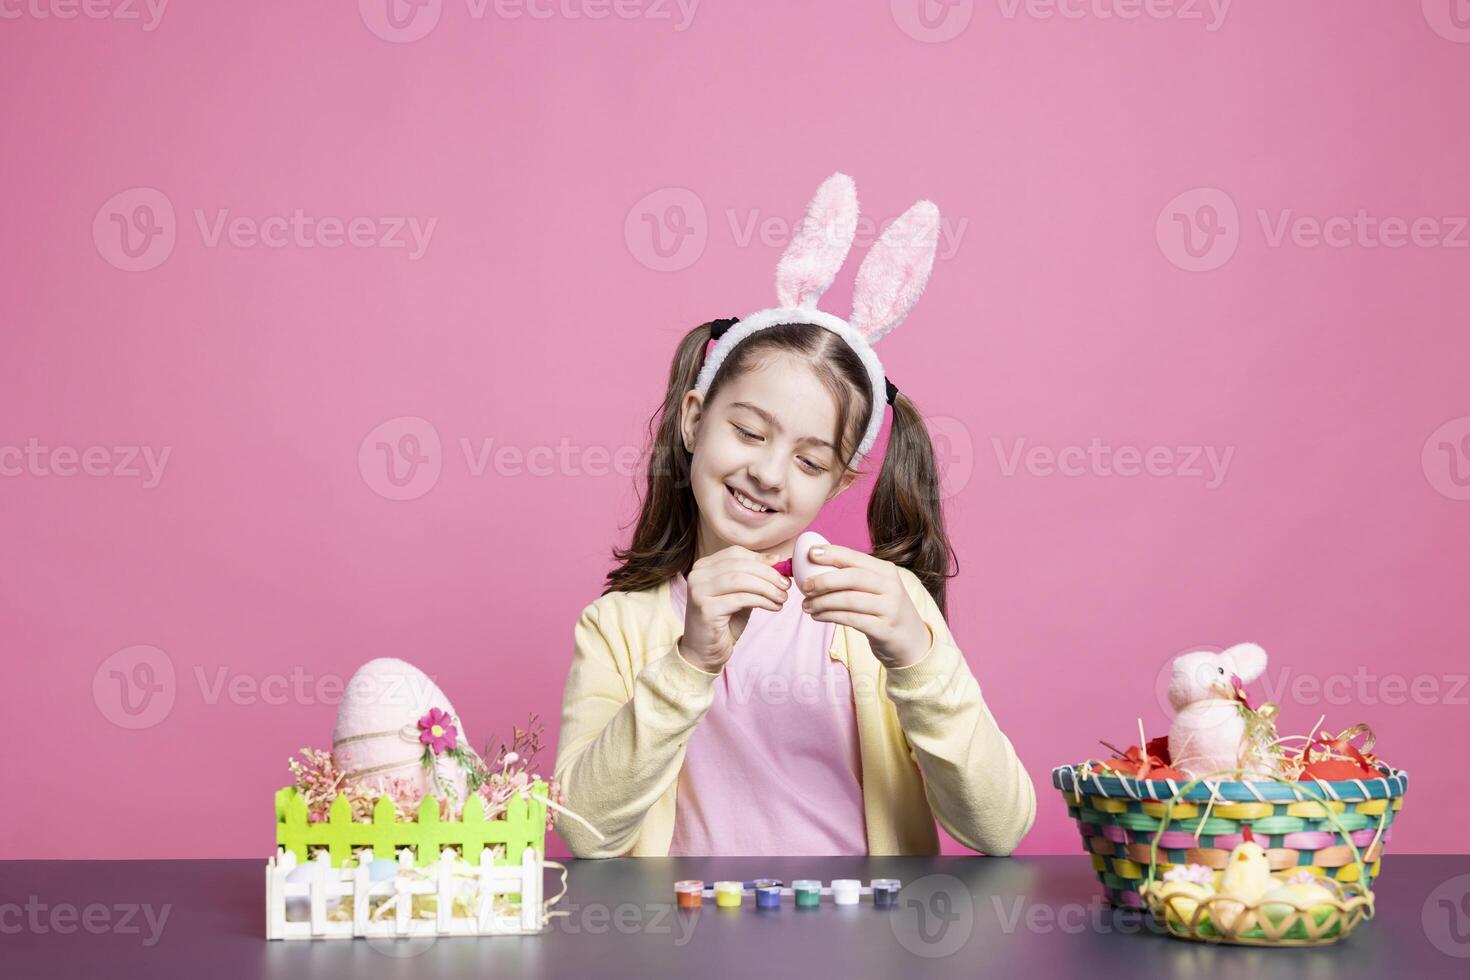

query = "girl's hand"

[
  {"left": 800, "top": 544, "right": 931, "bottom": 669},
  {"left": 678, "top": 546, "right": 791, "bottom": 673}
]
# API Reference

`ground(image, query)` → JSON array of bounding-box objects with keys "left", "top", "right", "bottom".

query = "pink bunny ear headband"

[{"left": 695, "top": 172, "right": 941, "bottom": 470}]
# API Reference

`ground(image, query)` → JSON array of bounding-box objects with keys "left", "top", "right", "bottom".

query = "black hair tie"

[{"left": 706, "top": 316, "right": 897, "bottom": 405}]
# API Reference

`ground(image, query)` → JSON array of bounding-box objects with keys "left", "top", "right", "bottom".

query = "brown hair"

[{"left": 603, "top": 319, "right": 958, "bottom": 617}]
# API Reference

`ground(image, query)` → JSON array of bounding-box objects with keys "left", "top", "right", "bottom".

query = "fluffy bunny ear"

[
  {"left": 1224, "top": 642, "right": 1268, "bottom": 684},
  {"left": 849, "top": 199, "right": 940, "bottom": 345},
  {"left": 775, "top": 173, "right": 859, "bottom": 309}
]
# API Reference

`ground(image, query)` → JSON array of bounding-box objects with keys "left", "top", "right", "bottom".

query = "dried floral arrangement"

[{"left": 287, "top": 712, "right": 563, "bottom": 832}]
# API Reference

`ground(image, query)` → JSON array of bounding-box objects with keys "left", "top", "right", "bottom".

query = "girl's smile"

[{"left": 725, "top": 483, "right": 778, "bottom": 522}]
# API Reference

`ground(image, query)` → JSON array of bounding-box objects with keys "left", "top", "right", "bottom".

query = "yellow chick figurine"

[
  {"left": 1156, "top": 863, "right": 1216, "bottom": 928},
  {"left": 1214, "top": 841, "right": 1275, "bottom": 932}
]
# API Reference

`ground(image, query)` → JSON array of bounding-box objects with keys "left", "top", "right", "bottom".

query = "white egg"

[{"left": 792, "top": 530, "right": 830, "bottom": 592}]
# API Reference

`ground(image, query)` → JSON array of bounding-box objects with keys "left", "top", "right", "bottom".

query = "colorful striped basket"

[{"left": 1051, "top": 763, "right": 1409, "bottom": 908}]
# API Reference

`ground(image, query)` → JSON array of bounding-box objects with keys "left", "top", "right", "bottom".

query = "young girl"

[{"left": 553, "top": 174, "right": 1035, "bottom": 857}]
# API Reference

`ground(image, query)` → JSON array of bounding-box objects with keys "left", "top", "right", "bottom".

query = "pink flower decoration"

[
  {"left": 1163, "top": 863, "right": 1215, "bottom": 888},
  {"left": 418, "top": 707, "right": 458, "bottom": 755}
]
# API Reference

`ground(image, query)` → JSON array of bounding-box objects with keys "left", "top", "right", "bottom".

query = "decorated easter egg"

[
  {"left": 1156, "top": 879, "right": 1213, "bottom": 928},
  {"left": 332, "top": 658, "right": 472, "bottom": 805},
  {"left": 1258, "top": 879, "right": 1340, "bottom": 927},
  {"left": 792, "top": 530, "right": 830, "bottom": 592}
]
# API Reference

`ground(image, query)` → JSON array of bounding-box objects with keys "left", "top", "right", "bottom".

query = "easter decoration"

[
  {"left": 266, "top": 658, "right": 603, "bottom": 941},
  {"left": 1051, "top": 643, "right": 1408, "bottom": 947}
]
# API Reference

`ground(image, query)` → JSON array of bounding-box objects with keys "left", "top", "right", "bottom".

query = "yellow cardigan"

[{"left": 553, "top": 565, "right": 1036, "bottom": 857}]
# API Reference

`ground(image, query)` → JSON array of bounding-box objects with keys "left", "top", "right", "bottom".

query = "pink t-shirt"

[{"left": 666, "top": 572, "right": 868, "bottom": 855}]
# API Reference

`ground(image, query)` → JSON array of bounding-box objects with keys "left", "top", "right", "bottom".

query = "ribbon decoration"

[{"left": 1294, "top": 723, "right": 1380, "bottom": 782}]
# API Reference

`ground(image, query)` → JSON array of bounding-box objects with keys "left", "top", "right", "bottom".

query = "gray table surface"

[{"left": 4, "top": 856, "right": 1468, "bottom": 978}]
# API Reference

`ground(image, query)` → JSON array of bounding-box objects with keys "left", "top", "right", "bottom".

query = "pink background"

[{"left": 3, "top": 3, "right": 1467, "bottom": 860}]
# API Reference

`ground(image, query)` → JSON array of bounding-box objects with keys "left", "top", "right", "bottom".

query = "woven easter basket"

[{"left": 1050, "top": 762, "right": 1408, "bottom": 920}]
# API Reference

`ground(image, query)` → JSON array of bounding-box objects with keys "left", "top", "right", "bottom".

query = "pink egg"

[
  {"left": 332, "top": 658, "right": 472, "bottom": 805},
  {"left": 792, "top": 530, "right": 830, "bottom": 592}
]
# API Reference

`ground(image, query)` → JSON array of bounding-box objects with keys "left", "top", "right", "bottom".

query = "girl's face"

[{"left": 679, "top": 353, "right": 860, "bottom": 562}]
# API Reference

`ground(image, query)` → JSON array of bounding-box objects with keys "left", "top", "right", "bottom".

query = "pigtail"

[
  {"left": 602, "top": 321, "right": 718, "bottom": 596},
  {"left": 867, "top": 392, "right": 958, "bottom": 619}
]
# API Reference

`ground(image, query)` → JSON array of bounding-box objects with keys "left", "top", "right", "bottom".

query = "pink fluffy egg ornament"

[{"left": 331, "top": 657, "right": 473, "bottom": 805}]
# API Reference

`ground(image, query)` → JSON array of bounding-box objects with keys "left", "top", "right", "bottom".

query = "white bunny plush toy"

[{"left": 1167, "top": 642, "right": 1270, "bottom": 779}]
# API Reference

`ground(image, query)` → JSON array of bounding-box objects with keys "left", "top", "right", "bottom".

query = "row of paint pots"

[{"left": 674, "top": 878, "right": 902, "bottom": 910}]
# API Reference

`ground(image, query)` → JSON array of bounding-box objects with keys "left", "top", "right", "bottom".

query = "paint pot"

[
  {"left": 871, "top": 879, "right": 901, "bottom": 909},
  {"left": 675, "top": 880, "right": 704, "bottom": 909},
  {"left": 831, "top": 879, "right": 861, "bottom": 906},
  {"left": 793, "top": 880, "right": 822, "bottom": 908},
  {"left": 755, "top": 883, "right": 782, "bottom": 909},
  {"left": 714, "top": 881, "right": 743, "bottom": 908}
]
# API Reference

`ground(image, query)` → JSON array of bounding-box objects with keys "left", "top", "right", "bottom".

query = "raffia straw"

[{"left": 531, "top": 794, "right": 605, "bottom": 842}]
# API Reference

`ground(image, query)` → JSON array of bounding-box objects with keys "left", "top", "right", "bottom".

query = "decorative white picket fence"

[{"left": 265, "top": 844, "right": 547, "bottom": 940}]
